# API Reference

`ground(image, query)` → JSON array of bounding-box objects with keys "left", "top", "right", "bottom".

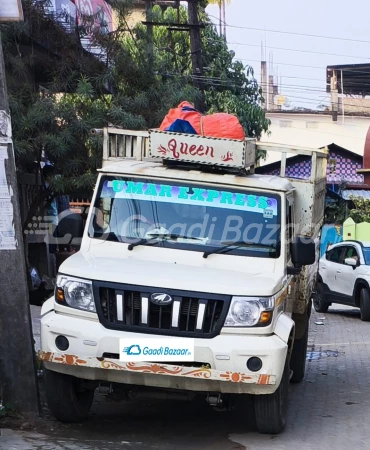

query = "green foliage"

[
  {"left": 349, "top": 196, "right": 370, "bottom": 223},
  {"left": 324, "top": 200, "right": 348, "bottom": 224},
  {"left": 2, "top": 0, "right": 269, "bottom": 207}
]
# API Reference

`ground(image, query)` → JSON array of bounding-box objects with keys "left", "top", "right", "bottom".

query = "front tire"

[
  {"left": 313, "top": 283, "right": 329, "bottom": 313},
  {"left": 43, "top": 367, "right": 95, "bottom": 423},
  {"left": 360, "top": 288, "right": 370, "bottom": 321},
  {"left": 254, "top": 357, "right": 290, "bottom": 434},
  {"left": 290, "top": 320, "right": 309, "bottom": 384}
]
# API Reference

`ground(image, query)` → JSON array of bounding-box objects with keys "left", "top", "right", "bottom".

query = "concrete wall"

[
  {"left": 339, "top": 98, "right": 370, "bottom": 115},
  {"left": 260, "top": 112, "right": 370, "bottom": 166}
]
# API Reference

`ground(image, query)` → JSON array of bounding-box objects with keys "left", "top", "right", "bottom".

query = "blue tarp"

[
  {"left": 320, "top": 224, "right": 343, "bottom": 256},
  {"left": 165, "top": 119, "right": 197, "bottom": 134}
]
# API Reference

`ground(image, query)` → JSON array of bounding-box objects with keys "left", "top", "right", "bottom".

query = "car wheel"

[
  {"left": 360, "top": 288, "right": 370, "bottom": 321},
  {"left": 43, "top": 367, "right": 95, "bottom": 423},
  {"left": 313, "top": 283, "right": 329, "bottom": 313},
  {"left": 254, "top": 357, "right": 290, "bottom": 434}
]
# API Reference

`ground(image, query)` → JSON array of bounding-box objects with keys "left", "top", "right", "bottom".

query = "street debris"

[{"left": 307, "top": 350, "right": 340, "bottom": 361}]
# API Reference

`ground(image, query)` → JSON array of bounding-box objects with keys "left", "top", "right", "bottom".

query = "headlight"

[
  {"left": 56, "top": 275, "right": 96, "bottom": 313},
  {"left": 225, "top": 296, "right": 274, "bottom": 327}
]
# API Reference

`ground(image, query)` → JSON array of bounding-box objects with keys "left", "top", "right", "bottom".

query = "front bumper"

[{"left": 40, "top": 306, "right": 288, "bottom": 394}]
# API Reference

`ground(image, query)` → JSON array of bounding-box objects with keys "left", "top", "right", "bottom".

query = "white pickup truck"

[{"left": 39, "top": 128, "right": 327, "bottom": 434}]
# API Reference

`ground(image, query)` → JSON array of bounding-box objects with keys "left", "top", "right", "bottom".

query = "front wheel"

[
  {"left": 313, "top": 283, "right": 329, "bottom": 313},
  {"left": 43, "top": 367, "right": 95, "bottom": 423},
  {"left": 254, "top": 357, "right": 290, "bottom": 434},
  {"left": 360, "top": 288, "right": 370, "bottom": 321}
]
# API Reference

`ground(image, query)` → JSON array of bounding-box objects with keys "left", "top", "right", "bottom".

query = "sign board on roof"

[
  {"left": 0, "top": 0, "right": 23, "bottom": 21},
  {"left": 149, "top": 130, "right": 256, "bottom": 169}
]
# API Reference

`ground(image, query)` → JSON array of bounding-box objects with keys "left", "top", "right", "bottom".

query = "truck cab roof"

[{"left": 99, "top": 159, "right": 294, "bottom": 193}]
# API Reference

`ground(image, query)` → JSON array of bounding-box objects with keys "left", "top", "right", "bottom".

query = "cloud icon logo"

[{"left": 122, "top": 345, "right": 141, "bottom": 356}]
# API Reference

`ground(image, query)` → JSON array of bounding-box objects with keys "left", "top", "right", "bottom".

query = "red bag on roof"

[
  {"left": 159, "top": 102, "right": 245, "bottom": 141},
  {"left": 159, "top": 101, "right": 202, "bottom": 134},
  {"left": 202, "top": 113, "right": 244, "bottom": 141}
]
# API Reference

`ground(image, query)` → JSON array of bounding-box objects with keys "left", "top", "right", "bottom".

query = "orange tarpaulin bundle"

[
  {"left": 160, "top": 101, "right": 202, "bottom": 134},
  {"left": 202, "top": 113, "right": 245, "bottom": 141},
  {"left": 159, "top": 102, "right": 245, "bottom": 141}
]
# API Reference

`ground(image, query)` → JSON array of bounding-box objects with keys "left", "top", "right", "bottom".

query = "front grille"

[{"left": 94, "top": 283, "right": 230, "bottom": 338}]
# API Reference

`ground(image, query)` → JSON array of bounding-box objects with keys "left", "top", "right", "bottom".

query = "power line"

[
  {"left": 206, "top": 14, "right": 370, "bottom": 45},
  {"left": 190, "top": 75, "right": 370, "bottom": 112},
  {"left": 227, "top": 41, "right": 370, "bottom": 61},
  {"left": 222, "top": 54, "right": 370, "bottom": 77},
  {"left": 157, "top": 36, "right": 370, "bottom": 79},
  {"left": 187, "top": 68, "right": 370, "bottom": 98},
  {"left": 190, "top": 75, "right": 370, "bottom": 102},
  {"left": 191, "top": 75, "right": 326, "bottom": 92}
]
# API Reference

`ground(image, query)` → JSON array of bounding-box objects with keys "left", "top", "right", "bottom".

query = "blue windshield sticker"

[{"left": 102, "top": 181, "right": 278, "bottom": 216}]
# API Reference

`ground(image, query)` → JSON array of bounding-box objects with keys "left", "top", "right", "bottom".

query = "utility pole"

[
  {"left": 218, "top": 1, "right": 222, "bottom": 36},
  {"left": 222, "top": 0, "right": 226, "bottom": 39},
  {"left": 0, "top": 2, "right": 40, "bottom": 415},
  {"left": 330, "top": 69, "right": 338, "bottom": 122},
  {"left": 187, "top": 0, "right": 205, "bottom": 112},
  {"left": 145, "top": 1, "right": 154, "bottom": 72},
  {"left": 142, "top": 1, "right": 205, "bottom": 111}
]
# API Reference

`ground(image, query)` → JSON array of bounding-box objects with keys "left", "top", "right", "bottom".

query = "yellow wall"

[
  {"left": 343, "top": 218, "right": 370, "bottom": 241},
  {"left": 343, "top": 218, "right": 356, "bottom": 241}
]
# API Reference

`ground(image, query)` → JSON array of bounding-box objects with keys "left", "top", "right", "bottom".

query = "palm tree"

[{"left": 207, "top": 0, "right": 231, "bottom": 38}]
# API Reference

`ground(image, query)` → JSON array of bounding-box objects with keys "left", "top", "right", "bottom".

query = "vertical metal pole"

[
  {"left": 188, "top": 0, "right": 204, "bottom": 112},
  {"left": 341, "top": 69, "right": 345, "bottom": 124},
  {"left": 145, "top": 1, "right": 154, "bottom": 72},
  {"left": 330, "top": 70, "right": 338, "bottom": 122},
  {"left": 218, "top": 1, "right": 222, "bottom": 36},
  {"left": 0, "top": 32, "right": 40, "bottom": 414}
]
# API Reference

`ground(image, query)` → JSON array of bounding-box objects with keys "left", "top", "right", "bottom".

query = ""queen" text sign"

[{"left": 149, "top": 130, "right": 255, "bottom": 169}]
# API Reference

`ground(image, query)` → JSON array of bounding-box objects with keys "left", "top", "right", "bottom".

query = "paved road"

[{"left": 2, "top": 304, "right": 370, "bottom": 449}]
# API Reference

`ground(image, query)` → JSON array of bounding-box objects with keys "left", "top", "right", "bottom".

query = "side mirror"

[
  {"left": 291, "top": 236, "right": 316, "bottom": 268},
  {"left": 54, "top": 211, "right": 84, "bottom": 248},
  {"left": 344, "top": 257, "right": 358, "bottom": 268}
]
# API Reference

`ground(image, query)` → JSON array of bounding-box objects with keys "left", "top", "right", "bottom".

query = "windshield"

[
  {"left": 89, "top": 176, "right": 281, "bottom": 258},
  {"left": 363, "top": 248, "right": 370, "bottom": 265}
]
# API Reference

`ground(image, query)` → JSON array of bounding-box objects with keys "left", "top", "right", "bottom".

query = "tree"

[
  {"left": 1, "top": 0, "right": 269, "bottom": 221},
  {"left": 130, "top": 5, "right": 269, "bottom": 141},
  {"left": 349, "top": 196, "right": 370, "bottom": 223}
]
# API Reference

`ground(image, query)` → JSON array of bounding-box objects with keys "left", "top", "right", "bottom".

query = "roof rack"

[{"left": 97, "top": 126, "right": 328, "bottom": 182}]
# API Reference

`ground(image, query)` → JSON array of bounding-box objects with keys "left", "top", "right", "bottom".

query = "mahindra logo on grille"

[{"left": 150, "top": 293, "right": 173, "bottom": 305}]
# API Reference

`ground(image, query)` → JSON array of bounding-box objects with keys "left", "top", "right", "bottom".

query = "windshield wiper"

[
  {"left": 203, "top": 241, "right": 276, "bottom": 259},
  {"left": 127, "top": 238, "right": 161, "bottom": 251},
  {"left": 146, "top": 232, "right": 205, "bottom": 242},
  {"left": 127, "top": 234, "right": 204, "bottom": 251}
]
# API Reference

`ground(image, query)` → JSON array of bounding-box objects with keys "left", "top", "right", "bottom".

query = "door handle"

[
  {"left": 321, "top": 266, "right": 326, "bottom": 270},
  {"left": 336, "top": 270, "right": 341, "bottom": 274}
]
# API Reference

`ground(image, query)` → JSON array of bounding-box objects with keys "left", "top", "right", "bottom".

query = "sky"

[{"left": 205, "top": 0, "right": 370, "bottom": 109}]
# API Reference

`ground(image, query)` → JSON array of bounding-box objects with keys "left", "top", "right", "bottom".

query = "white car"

[{"left": 315, "top": 241, "right": 370, "bottom": 320}]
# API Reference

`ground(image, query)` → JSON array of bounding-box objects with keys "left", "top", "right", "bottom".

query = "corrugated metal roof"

[{"left": 342, "top": 190, "right": 370, "bottom": 200}]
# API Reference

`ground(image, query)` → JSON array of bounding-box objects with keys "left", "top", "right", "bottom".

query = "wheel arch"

[
  {"left": 274, "top": 313, "right": 295, "bottom": 356},
  {"left": 353, "top": 279, "right": 370, "bottom": 307}
]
